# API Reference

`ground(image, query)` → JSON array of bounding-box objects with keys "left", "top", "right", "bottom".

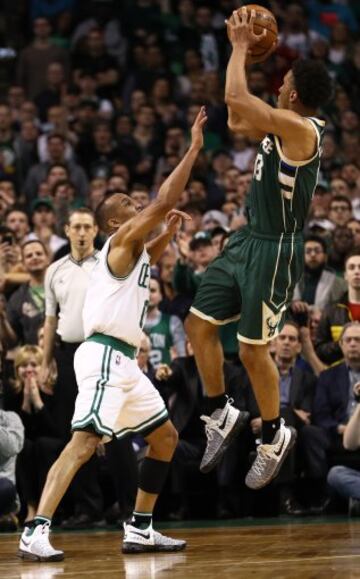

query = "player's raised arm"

[
  {"left": 225, "top": 8, "right": 322, "bottom": 150},
  {"left": 115, "top": 108, "right": 207, "bottom": 245}
]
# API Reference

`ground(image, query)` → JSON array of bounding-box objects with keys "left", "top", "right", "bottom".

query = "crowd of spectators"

[{"left": 0, "top": 0, "right": 360, "bottom": 530}]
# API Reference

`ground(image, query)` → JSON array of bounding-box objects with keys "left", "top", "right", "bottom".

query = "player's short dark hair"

[
  {"left": 304, "top": 235, "right": 327, "bottom": 254},
  {"left": 94, "top": 191, "right": 124, "bottom": 234},
  {"left": 291, "top": 59, "right": 333, "bottom": 109}
]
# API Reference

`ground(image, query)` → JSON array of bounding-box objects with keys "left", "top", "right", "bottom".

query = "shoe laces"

[
  {"left": 200, "top": 398, "right": 235, "bottom": 441},
  {"left": 251, "top": 445, "right": 271, "bottom": 477}
]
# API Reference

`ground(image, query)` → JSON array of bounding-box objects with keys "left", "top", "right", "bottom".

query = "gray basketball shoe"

[
  {"left": 122, "top": 522, "right": 186, "bottom": 554},
  {"left": 200, "top": 398, "right": 249, "bottom": 474},
  {"left": 245, "top": 419, "right": 297, "bottom": 490}
]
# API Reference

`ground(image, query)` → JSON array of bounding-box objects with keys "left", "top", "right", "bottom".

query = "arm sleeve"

[
  {"left": 0, "top": 412, "right": 24, "bottom": 458},
  {"left": 169, "top": 316, "right": 186, "bottom": 357},
  {"left": 44, "top": 265, "right": 58, "bottom": 317}
]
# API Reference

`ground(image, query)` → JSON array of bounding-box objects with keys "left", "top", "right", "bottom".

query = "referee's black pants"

[{"left": 53, "top": 340, "right": 103, "bottom": 519}]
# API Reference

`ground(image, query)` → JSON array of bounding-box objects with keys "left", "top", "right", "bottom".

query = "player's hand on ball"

[
  {"left": 165, "top": 209, "right": 192, "bottom": 236},
  {"left": 226, "top": 8, "right": 267, "bottom": 50},
  {"left": 190, "top": 106, "right": 207, "bottom": 151}
]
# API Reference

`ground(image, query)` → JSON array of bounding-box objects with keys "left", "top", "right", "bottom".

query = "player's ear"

[
  {"left": 108, "top": 217, "right": 120, "bottom": 230},
  {"left": 64, "top": 224, "right": 70, "bottom": 238},
  {"left": 289, "top": 89, "right": 298, "bottom": 104}
]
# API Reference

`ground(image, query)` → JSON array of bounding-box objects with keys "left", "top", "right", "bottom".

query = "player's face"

[
  {"left": 115, "top": 194, "right": 142, "bottom": 222},
  {"left": 277, "top": 71, "right": 295, "bottom": 110},
  {"left": 65, "top": 213, "right": 97, "bottom": 252}
]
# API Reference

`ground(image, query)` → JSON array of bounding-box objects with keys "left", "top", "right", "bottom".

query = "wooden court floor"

[{"left": 2, "top": 519, "right": 360, "bottom": 578}]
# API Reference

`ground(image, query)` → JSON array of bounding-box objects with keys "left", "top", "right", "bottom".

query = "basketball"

[{"left": 229, "top": 4, "right": 278, "bottom": 62}]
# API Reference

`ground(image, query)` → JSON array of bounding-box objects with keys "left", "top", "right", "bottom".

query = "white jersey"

[{"left": 83, "top": 236, "right": 150, "bottom": 348}]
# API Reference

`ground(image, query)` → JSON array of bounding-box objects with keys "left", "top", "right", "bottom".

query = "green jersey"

[{"left": 246, "top": 117, "right": 325, "bottom": 236}]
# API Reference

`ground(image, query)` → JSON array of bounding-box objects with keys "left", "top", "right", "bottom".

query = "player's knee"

[
  {"left": 66, "top": 431, "right": 100, "bottom": 465},
  {"left": 150, "top": 422, "right": 178, "bottom": 458},
  {"left": 162, "top": 422, "right": 178, "bottom": 452}
]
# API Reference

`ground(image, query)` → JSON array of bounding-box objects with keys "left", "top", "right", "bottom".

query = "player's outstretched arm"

[
  {"left": 115, "top": 108, "right": 207, "bottom": 246},
  {"left": 225, "top": 9, "right": 310, "bottom": 143}
]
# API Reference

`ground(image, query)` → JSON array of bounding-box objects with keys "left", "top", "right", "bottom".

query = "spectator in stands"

[
  {"left": 34, "top": 62, "right": 66, "bottom": 123},
  {"left": 327, "top": 379, "right": 360, "bottom": 517},
  {"left": 24, "top": 133, "right": 88, "bottom": 202},
  {"left": 5, "top": 208, "right": 30, "bottom": 245},
  {"left": 0, "top": 105, "right": 19, "bottom": 187},
  {"left": 27, "top": 198, "right": 68, "bottom": 257},
  {"left": 348, "top": 219, "right": 360, "bottom": 249},
  {"left": 6, "top": 345, "right": 58, "bottom": 522},
  {"left": 0, "top": 408, "right": 24, "bottom": 531},
  {"left": 173, "top": 231, "right": 216, "bottom": 300},
  {"left": 328, "top": 195, "right": 353, "bottom": 228},
  {"left": 6, "top": 240, "right": 49, "bottom": 345},
  {"left": 72, "top": 28, "right": 120, "bottom": 98},
  {"left": 316, "top": 251, "right": 360, "bottom": 364},
  {"left": 327, "top": 226, "right": 355, "bottom": 274},
  {"left": 293, "top": 236, "right": 347, "bottom": 308},
  {"left": 144, "top": 276, "right": 186, "bottom": 369},
  {"left": 16, "top": 17, "right": 69, "bottom": 99},
  {"left": 305, "top": 323, "right": 360, "bottom": 508}
]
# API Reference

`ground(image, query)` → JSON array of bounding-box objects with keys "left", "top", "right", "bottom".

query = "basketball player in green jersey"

[{"left": 186, "top": 8, "right": 333, "bottom": 489}]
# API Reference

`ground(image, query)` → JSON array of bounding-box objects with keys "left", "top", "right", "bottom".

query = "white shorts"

[{"left": 71, "top": 341, "right": 168, "bottom": 440}]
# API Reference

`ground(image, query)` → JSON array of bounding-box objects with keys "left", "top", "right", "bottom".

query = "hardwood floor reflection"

[{"left": 2, "top": 520, "right": 360, "bottom": 578}]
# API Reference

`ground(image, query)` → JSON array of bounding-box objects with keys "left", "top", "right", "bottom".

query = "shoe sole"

[
  {"left": 200, "top": 411, "right": 249, "bottom": 474},
  {"left": 17, "top": 549, "right": 64, "bottom": 562},
  {"left": 245, "top": 427, "right": 297, "bottom": 490},
  {"left": 122, "top": 542, "right": 186, "bottom": 554}
]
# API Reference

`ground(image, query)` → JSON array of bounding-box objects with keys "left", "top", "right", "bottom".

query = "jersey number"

[{"left": 253, "top": 153, "right": 264, "bottom": 182}]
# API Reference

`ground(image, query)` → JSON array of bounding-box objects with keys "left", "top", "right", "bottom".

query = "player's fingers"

[
  {"left": 232, "top": 10, "right": 241, "bottom": 26},
  {"left": 249, "top": 9, "right": 256, "bottom": 26},
  {"left": 169, "top": 209, "right": 192, "bottom": 221}
]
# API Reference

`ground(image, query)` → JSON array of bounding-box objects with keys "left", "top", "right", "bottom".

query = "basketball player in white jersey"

[{"left": 18, "top": 108, "right": 207, "bottom": 560}]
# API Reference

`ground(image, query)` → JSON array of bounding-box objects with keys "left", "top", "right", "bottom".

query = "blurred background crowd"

[{"left": 0, "top": 0, "right": 360, "bottom": 531}]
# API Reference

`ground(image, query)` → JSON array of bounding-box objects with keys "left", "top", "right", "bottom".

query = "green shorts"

[{"left": 190, "top": 228, "right": 304, "bottom": 344}]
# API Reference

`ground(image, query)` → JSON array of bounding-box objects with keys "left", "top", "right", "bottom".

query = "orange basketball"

[{"left": 229, "top": 4, "right": 278, "bottom": 62}]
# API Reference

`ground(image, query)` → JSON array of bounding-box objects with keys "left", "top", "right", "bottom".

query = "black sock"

[
  {"left": 262, "top": 417, "right": 280, "bottom": 444},
  {"left": 207, "top": 393, "right": 227, "bottom": 414},
  {"left": 132, "top": 511, "right": 152, "bottom": 530}
]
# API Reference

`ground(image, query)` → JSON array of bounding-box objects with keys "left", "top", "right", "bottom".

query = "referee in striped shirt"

[{"left": 41, "top": 207, "right": 103, "bottom": 527}]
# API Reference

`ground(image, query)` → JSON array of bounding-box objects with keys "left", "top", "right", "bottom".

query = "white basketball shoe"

[
  {"left": 18, "top": 522, "right": 64, "bottom": 562},
  {"left": 122, "top": 522, "right": 186, "bottom": 554}
]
